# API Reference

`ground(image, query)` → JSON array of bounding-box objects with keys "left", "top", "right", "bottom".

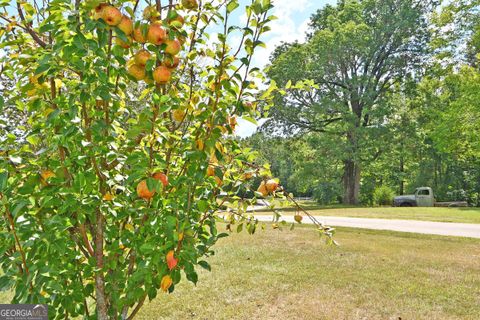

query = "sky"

[{"left": 234, "top": 0, "right": 336, "bottom": 138}]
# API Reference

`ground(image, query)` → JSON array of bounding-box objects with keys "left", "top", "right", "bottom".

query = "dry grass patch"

[
  {"left": 1, "top": 225, "right": 478, "bottom": 319},
  {"left": 135, "top": 225, "right": 480, "bottom": 319}
]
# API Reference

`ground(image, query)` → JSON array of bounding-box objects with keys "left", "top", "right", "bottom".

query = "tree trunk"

[
  {"left": 95, "top": 209, "right": 109, "bottom": 320},
  {"left": 399, "top": 154, "right": 405, "bottom": 195},
  {"left": 343, "top": 111, "right": 361, "bottom": 205},
  {"left": 343, "top": 159, "right": 361, "bottom": 205}
]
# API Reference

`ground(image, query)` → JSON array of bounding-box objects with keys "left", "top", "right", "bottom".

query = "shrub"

[
  {"left": 373, "top": 186, "right": 395, "bottom": 206},
  {"left": 313, "top": 182, "right": 342, "bottom": 205}
]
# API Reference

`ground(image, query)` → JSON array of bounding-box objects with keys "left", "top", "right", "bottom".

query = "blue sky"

[{"left": 234, "top": 0, "right": 336, "bottom": 137}]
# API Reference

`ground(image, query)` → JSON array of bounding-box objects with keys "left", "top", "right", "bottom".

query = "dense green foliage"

[
  {"left": 0, "top": 0, "right": 280, "bottom": 319},
  {"left": 262, "top": 0, "right": 436, "bottom": 204},
  {"left": 373, "top": 186, "right": 395, "bottom": 206},
  {"left": 248, "top": 0, "right": 480, "bottom": 206}
]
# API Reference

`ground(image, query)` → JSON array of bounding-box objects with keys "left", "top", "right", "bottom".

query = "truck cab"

[{"left": 393, "top": 187, "right": 434, "bottom": 207}]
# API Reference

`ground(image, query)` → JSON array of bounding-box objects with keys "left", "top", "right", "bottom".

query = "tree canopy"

[
  {"left": 246, "top": 0, "right": 480, "bottom": 206},
  {"left": 263, "top": 0, "right": 437, "bottom": 204}
]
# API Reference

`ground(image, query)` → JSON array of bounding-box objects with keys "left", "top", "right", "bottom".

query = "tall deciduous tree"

[{"left": 264, "top": 0, "right": 436, "bottom": 204}]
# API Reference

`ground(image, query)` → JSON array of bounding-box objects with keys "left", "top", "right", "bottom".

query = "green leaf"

[
  {"left": 11, "top": 200, "right": 28, "bottom": 217},
  {"left": 198, "top": 260, "right": 211, "bottom": 271},
  {"left": 146, "top": 178, "right": 159, "bottom": 193},
  {"left": 197, "top": 199, "right": 208, "bottom": 212},
  {"left": 147, "top": 286, "right": 157, "bottom": 301},
  {"left": 0, "top": 275, "right": 14, "bottom": 291},
  {"left": 125, "top": 6, "right": 134, "bottom": 17},
  {"left": 247, "top": 222, "right": 256, "bottom": 235},
  {"left": 186, "top": 270, "right": 198, "bottom": 284},
  {"left": 242, "top": 116, "right": 258, "bottom": 125},
  {"left": 227, "top": 0, "right": 239, "bottom": 13},
  {"left": 140, "top": 243, "right": 154, "bottom": 254},
  {"left": 26, "top": 135, "right": 40, "bottom": 146},
  {"left": 35, "top": 63, "right": 50, "bottom": 75},
  {"left": 17, "top": 176, "right": 37, "bottom": 195},
  {"left": 157, "top": 104, "right": 171, "bottom": 114},
  {"left": 0, "top": 172, "right": 7, "bottom": 192}
]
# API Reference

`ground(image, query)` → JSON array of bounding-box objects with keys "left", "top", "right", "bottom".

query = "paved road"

[{"left": 254, "top": 215, "right": 480, "bottom": 239}]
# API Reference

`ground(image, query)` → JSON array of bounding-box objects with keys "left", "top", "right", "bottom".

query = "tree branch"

[{"left": 16, "top": 1, "right": 47, "bottom": 48}]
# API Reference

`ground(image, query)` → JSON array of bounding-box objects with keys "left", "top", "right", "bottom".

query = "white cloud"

[
  {"left": 251, "top": 0, "right": 313, "bottom": 68},
  {"left": 236, "top": 118, "right": 267, "bottom": 138},
  {"left": 234, "top": 0, "right": 320, "bottom": 137}
]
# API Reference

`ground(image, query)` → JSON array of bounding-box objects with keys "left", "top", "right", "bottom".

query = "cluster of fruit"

[
  {"left": 258, "top": 179, "right": 304, "bottom": 225},
  {"left": 257, "top": 179, "right": 279, "bottom": 197},
  {"left": 160, "top": 249, "right": 178, "bottom": 292},
  {"left": 93, "top": 1, "right": 197, "bottom": 85},
  {"left": 137, "top": 172, "right": 169, "bottom": 200}
]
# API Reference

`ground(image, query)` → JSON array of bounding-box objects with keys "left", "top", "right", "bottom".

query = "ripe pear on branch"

[
  {"left": 136, "top": 180, "right": 155, "bottom": 200},
  {"left": 153, "top": 172, "right": 169, "bottom": 188},
  {"left": 133, "top": 26, "right": 147, "bottom": 43},
  {"left": 153, "top": 66, "right": 172, "bottom": 84},
  {"left": 134, "top": 50, "right": 151, "bottom": 66},
  {"left": 163, "top": 55, "right": 180, "bottom": 69},
  {"left": 182, "top": 0, "right": 199, "bottom": 10},
  {"left": 115, "top": 37, "right": 131, "bottom": 48},
  {"left": 127, "top": 63, "right": 146, "bottom": 81},
  {"left": 117, "top": 15, "right": 133, "bottom": 35},
  {"left": 97, "top": 5, "right": 122, "bottom": 26},
  {"left": 147, "top": 22, "right": 167, "bottom": 45},
  {"left": 257, "top": 179, "right": 280, "bottom": 197},
  {"left": 168, "top": 13, "right": 185, "bottom": 28}
]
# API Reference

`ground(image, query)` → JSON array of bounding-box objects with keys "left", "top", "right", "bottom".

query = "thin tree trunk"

[
  {"left": 399, "top": 153, "right": 405, "bottom": 195},
  {"left": 95, "top": 209, "right": 109, "bottom": 320}
]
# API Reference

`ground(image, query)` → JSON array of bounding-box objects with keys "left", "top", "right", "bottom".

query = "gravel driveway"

[{"left": 254, "top": 215, "right": 480, "bottom": 238}]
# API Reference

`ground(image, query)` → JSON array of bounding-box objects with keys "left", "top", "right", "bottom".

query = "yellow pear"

[
  {"left": 134, "top": 50, "right": 151, "bottom": 66},
  {"left": 182, "top": 0, "right": 198, "bottom": 10},
  {"left": 147, "top": 22, "right": 167, "bottom": 45},
  {"left": 153, "top": 66, "right": 172, "bottom": 84},
  {"left": 117, "top": 15, "right": 133, "bottom": 35},
  {"left": 133, "top": 26, "right": 147, "bottom": 43},
  {"left": 127, "top": 64, "right": 146, "bottom": 81},
  {"left": 101, "top": 5, "right": 122, "bottom": 26},
  {"left": 164, "top": 39, "right": 181, "bottom": 55},
  {"left": 172, "top": 109, "right": 186, "bottom": 122}
]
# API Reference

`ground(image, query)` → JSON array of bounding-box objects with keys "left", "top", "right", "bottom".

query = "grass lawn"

[
  {"left": 256, "top": 201, "right": 480, "bottom": 224},
  {"left": 1, "top": 225, "right": 479, "bottom": 319},
  {"left": 135, "top": 225, "right": 480, "bottom": 319},
  {"left": 0, "top": 290, "right": 9, "bottom": 304}
]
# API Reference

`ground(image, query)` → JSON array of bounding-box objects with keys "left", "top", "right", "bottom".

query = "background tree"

[
  {"left": 248, "top": 0, "right": 480, "bottom": 206},
  {"left": 263, "top": 0, "right": 437, "bottom": 204}
]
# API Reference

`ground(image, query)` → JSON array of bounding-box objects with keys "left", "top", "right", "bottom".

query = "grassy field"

[
  {"left": 135, "top": 225, "right": 479, "bottom": 319},
  {"left": 256, "top": 201, "right": 480, "bottom": 224},
  {"left": 1, "top": 225, "right": 479, "bottom": 319}
]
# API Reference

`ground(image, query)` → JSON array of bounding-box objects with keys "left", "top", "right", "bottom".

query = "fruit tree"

[{"left": 0, "top": 0, "right": 332, "bottom": 319}]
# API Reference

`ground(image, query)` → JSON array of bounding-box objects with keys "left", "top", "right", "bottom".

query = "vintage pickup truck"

[{"left": 393, "top": 187, "right": 468, "bottom": 207}]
